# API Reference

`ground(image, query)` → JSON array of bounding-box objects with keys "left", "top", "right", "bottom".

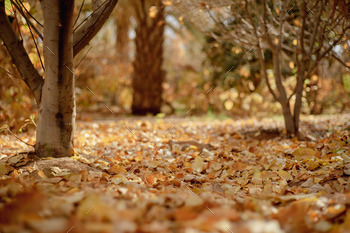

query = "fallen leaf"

[
  {"left": 292, "top": 148, "right": 316, "bottom": 160},
  {"left": 191, "top": 156, "right": 204, "bottom": 172}
]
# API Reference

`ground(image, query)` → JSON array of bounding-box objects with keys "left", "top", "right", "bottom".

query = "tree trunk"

[
  {"left": 293, "top": 65, "right": 306, "bottom": 135},
  {"left": 35, "top": 0, "right": 75, "bottom": 157},
  {"left": 272, "top": 51, "right": 296, "bottom": 136},
  {"left": 281, "top": 101, "right": 296, "bottom": 136},
  {"left": 131, "top": 0, "right": 165, "bottom": 115},
  {"left": 115, "top": 0, "right": 131, "bottom": 67}
]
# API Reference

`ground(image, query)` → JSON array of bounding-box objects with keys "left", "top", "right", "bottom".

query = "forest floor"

[{"left": 1, "top": 114, "right": 350, "bottom": 233}]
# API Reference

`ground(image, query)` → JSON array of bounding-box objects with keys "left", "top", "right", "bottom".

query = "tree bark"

[
  {"left": 272, "top": 51, "right": 296, "bottom": 136},
  {"left": 131, "top": 0, "right": 165, "bottom": 115},
  {"left": 0, "top": 0, "right": 43, "bottom": 103},
  {"left": 35, "top": 0, "right": 75, "bottom": 158},
  {"left": 73, "top": 0, "right": 119, "bottom": 56},
  {"left": 115, "top": 1, "right": 131, "bottom": 67},
  {"left": 293, "top": 65, "right": 306, "bottom": 135}
]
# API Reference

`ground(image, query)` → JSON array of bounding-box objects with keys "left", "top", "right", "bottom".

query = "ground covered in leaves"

[{"left": 1, "top": 114, "right": 350, "bottom": 233}]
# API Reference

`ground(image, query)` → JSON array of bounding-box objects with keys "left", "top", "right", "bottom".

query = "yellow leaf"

[
  {"left": 111, "top": 175, "right": 128, "bottom": 185},
  {"left": 163, "top": 0, "right": 172, "bottom": 6},
  {"left": 278, "top": 170, "right": 293, "bottom": 181},
  {"left": 37, "top": 170, "right": 47, "bottom": 178},
  {"left": 224, "top": 100, "right": 233, "bottom": 110},
  {"left": 23, "top": 2, "right": 31, "bottom": 11},
  {"left": 110, "top": 164, "right": 127, "bottom": 174},
  {"left": 289, "top": 61, "right": 295, "bottom": 69},
  {"left": 0, "top": 163, "right": 9, "bottom": 176},
  {"left": 292, "top": 148, "right": 316, "bottom": 160},
  {"left": 191, "top": 156, "right": 204, "bottom": 172},
  {"left": 178, "top": 16, "right": 184, "bottom": 24},
  {"left": 145, "top": 174, "right": 157, "bottom": 185},
  {"left": 185, "top": 195, "right": 203, "bottom": 207},
  {"left": 134, "top": 154, "right": 143, "bottom": 162},
  {"left": 293, "top": 19, "right": 300, "bottom": 27},
  {"left": 149, "top": 6, "right": 158, "bottom": 18},
  {"left": 210, "top": 162, "right": 222, "bottom": 171},
  {"left": 187, "top": 145, "right": 198, "bottom": 151},
  {"left": 304, "top": 159, "right": 319, "bottom": 170}
]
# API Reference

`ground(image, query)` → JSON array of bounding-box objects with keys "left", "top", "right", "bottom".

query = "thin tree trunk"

[
  {"left": 281, "top": 101, "right": 295, "bottom": 136},
  {"left": 115, "top": 2, "right": 131, "bottom": 66},
  {"left": 132, "top": 0, "right": 165, "bottom": 115},
  {"left": 272, "top": 52, "right": 296, "bottom": 136},
  {"left": 293, "top": 65, "right": 306, "bottom": 135},
  {"left": 35, "top": 0, "right": 75, "bottom": 157}
]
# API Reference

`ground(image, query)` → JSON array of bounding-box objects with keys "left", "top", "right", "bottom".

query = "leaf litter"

[{"left": 0, "top": 114, "right": 350, "bottom": 233}]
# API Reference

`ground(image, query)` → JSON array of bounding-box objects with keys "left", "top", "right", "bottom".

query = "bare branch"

[
  {"left": 308, "top": 1, "right": 324, "bottom": 55},
  {"left": 5, "top": 127, "right": 34, "bottom": 147},
  {"left": 244, "top": 0, "right": 278, "bottom": 101},
  {"left": 73, "top": 0, "right": 118, "bottom": 57},
  {"left": 262, "top": 0, "right": 275, "bottom": 50},
  {"left": 306, "top": 26, "right": 350, "bottom": 77},
  {"left": 16, "top": 0, "right": 43, "bottom": 27},
  {"left": 331, "top": 53, "right": 350, "bottom": 69},
  {"left": 299, "top": 1, "right": 306, "bottom": 55},
  {"left": 0, "top": 0, "right": 43, "bottom": 103},
  {"left": 73, "top": 0, "right": 85, "bottom": 27},
  {"left": 11, "top": 0, "right": 43, "bottom": 40},
  {"left": 11, "top": 0, "right": 44, "bottom": 71}
]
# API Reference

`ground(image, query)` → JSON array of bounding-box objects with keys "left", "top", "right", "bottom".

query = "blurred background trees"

[
  {"left": 1, "top": 0, "right": 349, "bottom": 135},
  {"left": 131, "top": 0, "right": 165, "bottom": 115}
]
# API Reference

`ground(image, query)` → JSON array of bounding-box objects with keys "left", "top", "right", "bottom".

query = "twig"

[
  {"left": 11, "top": 0, "right": 44, "bottom": 71},
  {"left": 27, "top": 17, "right": 44, "bottom": 72},
  {"left": 331, "top": 53, "right": 350, "bottom": 69},
  {"left": 11, "top": 0, "right": 43, "bottom": 40},
  {"left": 73, "top": 0, "right": 108, "bottom": 32},
  {"left": 5, "top": 127, "right": 34, "bottom": 147},
  {"left": 73, "top": 0, "right": 85, "bottom": 27},
  {"left": 10, "top": 1, "right": 23, "bottom": 41},
  {"left": 0, "top": 66, "right": 21, "bottom": 79},
  {"left": 75, "top": 46, "right": 92, "bottom": 69},
  {"left": 16, "top": 0, "right": 43, "bottom": 27}
]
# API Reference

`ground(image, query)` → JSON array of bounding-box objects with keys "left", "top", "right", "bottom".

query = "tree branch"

[
  {"left": 0, "top": 0, "right": 43, "bottom": 103},
  {"left": 73, "top": 0, "right": 85, "bottom": 27},
  {"left": 262, "top": 0, "right": 275, "bottom": 50},
  {"left": 299, "top": 1, "right": 306, "bottom": 55},
  {"left": 331, "top": 53, "right": 350, "bottom": 69},
  {"left": 307, "top": 25, "right": 350, "bottom": 77},
  {"left": 11, "top": 0, "right": 43, "bottom": 40},
  {"left": 16, "top": 0, "right": 43, "bottom": 27},
  {"left": 73, "top": 0, "right": 119, "bottom": 57},
  {"left": 308, "top": 1, "right": 323, "bottom": 55},
  {"left": 244, "top": 0, "right": 279, "bottom": 102}
]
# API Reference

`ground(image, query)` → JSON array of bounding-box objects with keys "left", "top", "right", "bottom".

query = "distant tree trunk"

[
  {"left": 131, "top": 0, "right": 165, "bottom": 115},
  {"left": 115, "top": 1, "right": 131, "bottom": 67},
  {"left": 35, "top": 0, "right": 75, "bottom": 157}
]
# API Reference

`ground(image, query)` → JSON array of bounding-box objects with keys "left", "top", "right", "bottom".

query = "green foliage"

[{"left": 4, "top": 0, "right": 12, "bottom": 15}]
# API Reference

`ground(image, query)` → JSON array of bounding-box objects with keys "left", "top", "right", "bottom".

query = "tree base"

[
  {"left": 35, "top": 144, "right": 73, "bottom": 158},
  {"left": 131, "top": 107, "right": 161, "bottom": 116}
]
